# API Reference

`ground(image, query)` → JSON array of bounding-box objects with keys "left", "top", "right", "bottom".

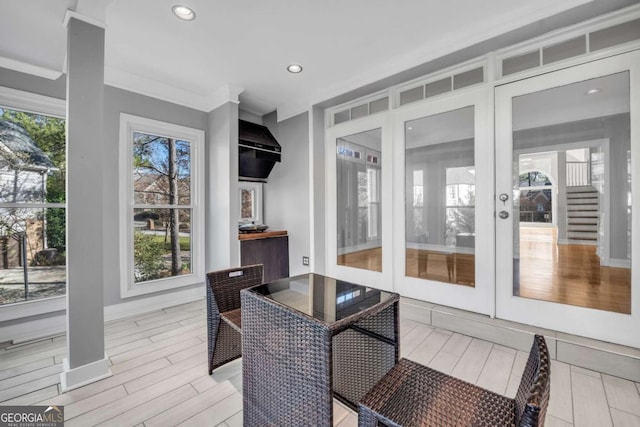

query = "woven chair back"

[
  {"left": 514, "top": 335, "right": 551, "bottom": 427},
  {"left": 206, "top": 264, "right": 263, "bottom": 314}
]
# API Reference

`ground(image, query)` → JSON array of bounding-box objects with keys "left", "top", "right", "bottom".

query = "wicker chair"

[
  {"left": 358, "top": 334, "right": 550, "bottom": 427},
  {"left": 206, "top": 264, "right": 263, "bottom": 374}
]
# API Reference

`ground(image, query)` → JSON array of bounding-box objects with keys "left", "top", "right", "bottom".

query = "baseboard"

[
  {"left": 60, "top": 353, "right": 112, "bottom": 392},
  {"left": 0, "top": 314, "right": 67, "bottom": 344},
  {"left": 400, "top": 297, "right": 640, "bottom": 382},
  {"left": 103, "top": 286, "right": 205, "bottom": 322},
  {"left": 609, "top": 258, "right": 631, "bottom": 269},
  {"left": 337, "top": 241, "right": 381, "bottom": 255},
  {"left": 0, "top": 286, "right": 205, "bottom": 344}
]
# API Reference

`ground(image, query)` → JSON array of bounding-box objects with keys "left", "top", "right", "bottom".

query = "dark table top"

[{"left": 248, "top": 273, "right": 395, "bottom": 323}]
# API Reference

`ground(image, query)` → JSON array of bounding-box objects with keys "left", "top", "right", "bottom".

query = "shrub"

[{"left": 133, "top": 232, "right": 165, "bottom": 282}]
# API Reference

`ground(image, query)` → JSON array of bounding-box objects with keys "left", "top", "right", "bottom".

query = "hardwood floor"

[
  {"left": 337, "top": 248, "right": 382, "bottom": 272},
  {"left": 339, "top": 229, "right": 631, "bottom": 313},
  {"left": 2, "top": 299, "right": 639, "bottom": 426},
  {"left": 518, "top": 227, "right": 631, "bottom": 314}
]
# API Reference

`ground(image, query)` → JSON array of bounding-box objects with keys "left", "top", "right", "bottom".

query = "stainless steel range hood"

[{"left": 239, "top": 120, "right": 281, "bottom": 182}]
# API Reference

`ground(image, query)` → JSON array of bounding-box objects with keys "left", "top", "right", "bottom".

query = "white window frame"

[
  {"left": 0, "top": 86, "right": 67, "bottom": 321},
  {"left": 119, "top": 113, "right": 205, "bottom": 298}
]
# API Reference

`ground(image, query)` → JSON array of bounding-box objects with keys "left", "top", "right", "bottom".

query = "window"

[
  {"left": 120, "top": 114, "right": 204, "bottom": 297},
  {"left": 445, "top": 166, "right": 476, "bottom": 244},
  {"left": 518, "top": 170, "right": 553, "bottom": 223},
  {"left": 239, "top": 181, "right": 263, "bottom": 224},
  {"left": 0, "top": 104, "right": 66, "bottom": 307}
]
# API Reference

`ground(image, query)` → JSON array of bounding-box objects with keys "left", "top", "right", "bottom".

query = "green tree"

[{"left": 2, "top": 109, "right": 66, "bottom": 253}]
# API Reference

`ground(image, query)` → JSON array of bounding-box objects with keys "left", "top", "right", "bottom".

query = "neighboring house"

[
  {"left": 0, "top": 119, "right": 57, "bottom": 267},
  {"left": 133, "top": 170, "right": 190, "bottom": 230}
]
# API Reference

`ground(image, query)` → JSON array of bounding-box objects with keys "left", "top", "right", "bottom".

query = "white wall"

[{"left": 263, "top": 111, "right": 311, "bottom": 276}]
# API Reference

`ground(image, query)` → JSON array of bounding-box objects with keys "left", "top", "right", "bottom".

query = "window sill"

[
  {"left": 120, "top": 273, "right": 205, "bottom": 299},
  {"left": 0, "top": 295, "right": 66, "bottom": 322}
]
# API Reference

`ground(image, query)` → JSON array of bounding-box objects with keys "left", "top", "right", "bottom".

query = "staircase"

[{"left": 566, "top": 185, "right": 599, "bottom": 243}]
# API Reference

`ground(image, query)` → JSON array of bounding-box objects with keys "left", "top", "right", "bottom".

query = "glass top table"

[
  {"left": 241, "top": 273, "right": 399, "bottom": 427},
  {"left": 250, "top": 273, "right": 396, "bottom": 323}
]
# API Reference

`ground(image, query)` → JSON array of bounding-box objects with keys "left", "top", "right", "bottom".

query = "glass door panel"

[
  {"left": 326, "top": 115, "right": 392, "bottom": 291},
  {"left": 394, "top": 87, "right": 493, "bottom": 315},
  {"left": 336, "top": 129, "right": 382, "bottom": 272},
  {"left": 495, "top": 52, "right": 640, "bottom": 347},
  {"left": 405, "top": 107, "right": 476, "bottom": 286}
]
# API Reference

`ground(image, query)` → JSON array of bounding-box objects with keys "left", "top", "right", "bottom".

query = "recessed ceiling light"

[
  {"left": 585, "top": 88, "right": 600, "bottom": 95},
  {"left": 172, "top": 5, "right": 196, "bottom": 21},
  {"left": 407, "top": 126, "right": 413, "bottom": 130},
  {"left": 287, "top": 64, "right": 303, "bottom": 74}
]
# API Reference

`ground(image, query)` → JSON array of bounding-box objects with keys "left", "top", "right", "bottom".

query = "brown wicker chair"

[
  {"left": 358, "top": 334, "right": 550, "bottom": 427},
  {"left": 206, "top": 264, "right": 263, "bottom": 374}
]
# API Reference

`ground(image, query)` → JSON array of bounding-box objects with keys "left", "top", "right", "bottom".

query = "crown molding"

[
  {"left": 0, "top": 85, "right": 66, "bottom": 118},
  {"left": 104, "top": 66, "right": 211, "bottom": 111},
  {"left": 63, "top": 9, "right": 107, "bottom": 29},
  {"left": 0, "top": 56, "right": 63, "bottom": 81},
  {"left": 205, "top": 84, "right": 244, "bottom": 112}
]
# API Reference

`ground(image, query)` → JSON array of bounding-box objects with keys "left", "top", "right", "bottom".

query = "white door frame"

[
  {"left": 325, "top": 114, "right": 393, "bottom": 291},
  {"left": 392, "top": 86, "right": 494, "bottom": 315},
  {"left": 495, "top": 51, "right": 640, "bottom": 348}
]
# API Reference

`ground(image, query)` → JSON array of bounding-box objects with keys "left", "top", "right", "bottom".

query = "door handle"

[{"left": 499, "top": 211, "right": 509, "bottom": 219}]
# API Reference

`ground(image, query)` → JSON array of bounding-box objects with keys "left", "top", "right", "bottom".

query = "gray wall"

[
  {"left": 263, "top": 111, "right": 311, "bottom": 276},
  {"left": 103, "top": 86, "right": 208, "bottom": 305},
  {"left": 0, "top": 66, "right": 211, "bottom": 310}
]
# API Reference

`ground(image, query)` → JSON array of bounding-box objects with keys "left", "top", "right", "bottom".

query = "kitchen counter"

[{"left": 239, "top": 230, "right": 288, "bottom": 241}]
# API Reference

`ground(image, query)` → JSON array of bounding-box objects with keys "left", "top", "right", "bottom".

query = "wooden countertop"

[{"left": 238, "top": 230, "right": 288, "bottom": 241}]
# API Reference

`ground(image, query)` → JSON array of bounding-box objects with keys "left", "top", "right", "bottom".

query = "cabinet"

[{"left": 240, "top": 233, "right": 289, "bottom": 283}]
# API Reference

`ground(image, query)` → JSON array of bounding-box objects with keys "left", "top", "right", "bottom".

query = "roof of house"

[{"left": 0, "top": 119, "right": 56, "bottom": 170}]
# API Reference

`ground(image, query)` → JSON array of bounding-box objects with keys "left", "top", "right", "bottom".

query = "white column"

[
  {"left": 60, "top": 12, "right": 111, "bottom": 392},
  {"left": 206, "top": 100, "right": 240, "bottom": 271}
]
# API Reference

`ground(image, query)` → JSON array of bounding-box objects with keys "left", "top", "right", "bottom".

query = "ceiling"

[{"left": 0, "top": 0, "right": 600, "bottom": 119}]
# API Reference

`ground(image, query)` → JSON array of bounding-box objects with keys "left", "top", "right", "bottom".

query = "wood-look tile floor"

[{"left": 1, "top": 299, "right": 639, "bottom": 426}]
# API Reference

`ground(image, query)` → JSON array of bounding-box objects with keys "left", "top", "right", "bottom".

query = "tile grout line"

[
  {"left": 474, "top": 343, "right": 494, "bottom": 386},
  {"left": 568, "top": 364, "right": 575, "bottom": 425},
  {"left": 503, "top": 347, "right": 518, "bottom": 396},
  {"left": 448, "top": 334, "right": 473, "bottom": 375},
  {"left": 599, "top": 372, "right": 615, "bottom": 427}
]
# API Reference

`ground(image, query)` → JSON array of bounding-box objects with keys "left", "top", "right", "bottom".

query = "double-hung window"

[{"left": 119, "top": 114, "right": 204, "bottom": 297}]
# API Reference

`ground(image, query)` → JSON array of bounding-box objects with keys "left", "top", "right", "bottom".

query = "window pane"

[
  {"left": 133, "top": 208, "right": 191, "bottom": 283},
  {"left": 241, "top": 188, "right": 256, "bottom": 220},
  {"left": 133, "top": 133, "right": 191, "bottom": 205},
  {"left": 0, "top": 207, "right": 66, "bottom": 304},
  {"left": 336, "top": 128, "right": 382, "bottom": 272},
  {"left": 405, "top": 106, "right": 475, "bottom": 286},
  {"left": 0, "top": 110, "right": 66, "bottom": 203},
  {"left": 0, "top": 108, "right": 66, "bottom": 306}
]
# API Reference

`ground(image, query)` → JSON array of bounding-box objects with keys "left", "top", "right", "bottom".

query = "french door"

[
  {"left": 495, "top": 51, "right": 640, "bottom": 347},
  {"left": 325, "top": 115, "right": 393, "bottom": 291},
  {"left": 393, "top": 86, "right": 494, "bottom": 314}
]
